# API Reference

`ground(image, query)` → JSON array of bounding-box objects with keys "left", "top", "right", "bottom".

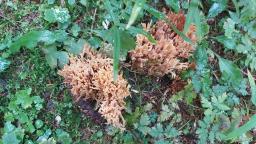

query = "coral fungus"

[
  {"left": 58, "top": 44, "right": 130, "bottom": 129},
  {"left": 129, "top": 11, "right": 197, "bottom": 77}
]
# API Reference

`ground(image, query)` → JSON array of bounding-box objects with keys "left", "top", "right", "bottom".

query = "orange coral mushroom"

[
  {"left": 130, "top": 11, "right": 196, "bottom": 77},
  {"left": 58, "top": 44, "right": 130, "bottom": 129}
]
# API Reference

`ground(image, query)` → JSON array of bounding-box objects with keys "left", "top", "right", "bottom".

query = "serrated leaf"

[
  {"left": 224, "top": 18, "right": 237, "bottom": 38},
  {"left": 149, "top": 123, "right": 164, "bottom": 138},
  {"left": 207, "top": 2, "right": 227, "bottom": 18},
  {"left": 126, "top": 0, "right": 145, "bottom": 29},
  {"left": 247, "top": 70, "right": 256, "bottom": 106},
  {"left": 139, "top": 114, "right": 150, "bottom": 126},
  {"left": 218, "top": 57, "right": 242, "bottom": 85}
]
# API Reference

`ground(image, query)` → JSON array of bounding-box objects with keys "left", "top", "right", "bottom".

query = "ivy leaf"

[
  {"left": 247, "top": 70, "right": 256, "bottom": 106},
  {"left": 218, "top": 57, "right": 242, "bottom": 86},
  {"left": 44, "top": 7, "right": 70, "bottom": 23},
  {"left": 0, "top": 57, "right": 10, "bottom": 72},
  {"left": 207, "top": 2, "right": 227, "bottom": 18}
]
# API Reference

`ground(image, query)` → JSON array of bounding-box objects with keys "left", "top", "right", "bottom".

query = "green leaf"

[
  {"left": 183, "top": 0, "right": 206, "bottom": 41},
  {"left": 0, "top": 57, "right": 10, "bottom": 72},
  {"left": 71, "top": 24, "right": 81, "bottom": 37},
  {"left": 64, "top": 38, "right": 85, "bottom": 55},
  {"left": 44, "top": 7, "right": 70, "bottom": 23},
  {"left": 43, "top": 45, "right": 69, "bottom": 68},
  {"left": 56, "top": 129, "right": 72, "bottom": 144},
  {"left": 9, "top": 30, "right": 67, "bottom": 54},
  {"left": 0, "top": 35, "right": 12, "bottom": 50},
  {"left": 207, "top": 2, "right": 227, "bottom": 18},
  {"left": 43, "top": 46, "right": 58, "bottom": 68},
  {"left": 215, "top": 36, "right": 236, "bottom": 50},
  {"left": 120, "top": 23, "right": 156, "bottom": 43},
  {"left": 218, "top": 57, "right": 242, "bottom": 85},
  {"left": 68, "top": 0, "right": 75, "bottom": 5},
  {"left": 47, "top": 0, "right": 55, "bottom": 4},
  {"left": 126, "top": 0, "right": 145, "bottom": 29},
  {"left": 112, "top": 26, "right": 121, "bottom": 81},
  {"left": 35, "top": 120, "right": 44, "bottom": 129},
  {"left": 225, "top": 115, "right": 256, "bottom": 140},
  {"left": 139, "top": 114, "right": 150, "bottom": 126},
  {"left": 88, "top": 37, "right": 102, "bottom": 48},
  {"left": 79, "top": 0, "right": 87, "bottom": 6},
  {"left": 149, "top": 123, "right": 164, "bottom": 138},
  {"left": 223, "top": 18, "right": 237, "bottom": 38},
  {"left": 165, "top": 0, "right": 180, "bottom": 13},
  {"left": 247, "top": 70, "right": 256, "bottom": 106},
  {"left": 15, "top": 88, "right": 33, "bottom": 109}
]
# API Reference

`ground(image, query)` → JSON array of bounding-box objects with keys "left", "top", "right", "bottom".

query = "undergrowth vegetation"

[{"left": 0, "top": 0, "right": 256, "bottom": 143}]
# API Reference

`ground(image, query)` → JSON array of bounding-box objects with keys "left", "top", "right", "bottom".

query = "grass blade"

[
  {"left": 144, "top": 4, "right": 193, "bottom": 44},
  {"left": 112, "top": 26, "right": 121, "bottom": 81},
  {"left": 247, "top": 70, "right": 256, "bottom": 106},
  {"left": 126, "top": 0, "right": 145, "bottom": 29},
  {"left": 225, "top": 114, "right": 256, "bottom": 140}
]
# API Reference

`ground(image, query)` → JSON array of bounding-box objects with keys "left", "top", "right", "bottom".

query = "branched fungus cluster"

[
  {"left": 129, "top": 11, "right": 197, "bottom": 77},
  {"left": 59, "top": 45, "right": 130, "bottom": 129}
]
